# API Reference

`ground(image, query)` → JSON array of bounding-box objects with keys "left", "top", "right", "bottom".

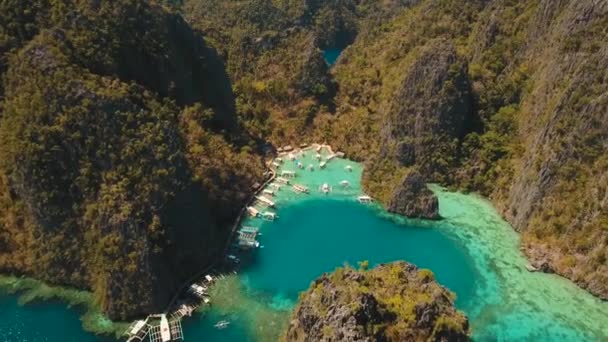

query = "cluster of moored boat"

[
  {"left": 125, "top": 275, "right": 220, "bottom": 342},
  {"left": 124, "top": 144, "right": 375, "bottom": 342},
  {"left": 270, "top": 144, "right": 373, "bottom": 203}
]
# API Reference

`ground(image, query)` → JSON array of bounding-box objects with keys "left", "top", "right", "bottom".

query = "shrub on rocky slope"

[
  {"left": 284, "top": 262, "right": 469, "bottom": 342},
  {"left": 323, "top": 0, "right": 608, "bottom": 299}
]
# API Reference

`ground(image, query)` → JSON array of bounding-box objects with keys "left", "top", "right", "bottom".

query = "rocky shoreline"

[
  {"left": 388, "top": 171, "right": 440, "bottom": 220},
  {"left": 284, "top": 262, "right": 469, "bottom": 342}
]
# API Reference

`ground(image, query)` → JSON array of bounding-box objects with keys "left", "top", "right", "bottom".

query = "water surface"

[
  {"left": 0, "top": 294, "right": 110, "bottom": 342},
  {"left": 2, "top": 149, "right": 607, "bottom": 341}
]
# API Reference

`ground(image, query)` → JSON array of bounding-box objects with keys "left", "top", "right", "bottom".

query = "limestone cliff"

[
  {"left": 380, "top": 39, "right": 473, "bottom": 180},
  {"left": 360, "top": 38, "right": 473, "bottom": 208},
  {"left": 388, "top": 172, "right": 440, "bottom": 220},
  {"left": 329, "top": 0, "right": 608, "bottom": 299},
  {"left": 464, "top": 0, "right": 608, "bottom": 299},
  {"left": 0, "top": 0, "right": 263, "bottom": 319},
  {"left": 284, "top": 262, "right": 469, "bottom": 342}
]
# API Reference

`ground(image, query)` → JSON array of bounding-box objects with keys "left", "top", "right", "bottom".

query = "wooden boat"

[
  {"left": 292, "top": 184, "right": 309, "bottom": 193},
  {"left": 358, "top": 195, "right": 373, "bottom": 204}
]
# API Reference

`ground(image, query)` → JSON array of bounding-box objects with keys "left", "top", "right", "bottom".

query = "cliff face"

[
  {"left": 388, "top": 172, "right": 440, "bottom": 220},
  {"left": 296, "top": 41, "right": 336, "bottom": 102},
  {"left": 285, "top": 262, "right": 469, "bottom": 342},
  {"left": 0, "top": 0, "right": 263, "bottom": 319},
  {"left": 328, "top": 0, "right": 608, "bottom": 299},
  {"left": 381, "top": 39, "right": 473, "bottom": 180},
  {"left": 360, "top": 38, "right": 474, "bottom": 208},
  {"left": 182, "top": 0, "right": 416, "bottom": 144}
]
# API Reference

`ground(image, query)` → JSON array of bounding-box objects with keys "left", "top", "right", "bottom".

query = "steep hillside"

[
  {"left": 284, "top": 262, "right": 469, "bottom": 341},
  {"left": 0, "top": 0, "right": 263, "bottom": 319},
  {"left": 182, "top": 0, "right": 417, "bottom": 144},
  {"left": 1, "top": 0, "right": 606, "bottom": 324},
  {"left": 324, "top": 0, "right": 608, "bottom": 299}
]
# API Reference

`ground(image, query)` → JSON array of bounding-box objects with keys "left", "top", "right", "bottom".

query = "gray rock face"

[
  {"left": 381, "top": 39, "right": 473, "bottom": 180},
  {"left": 388, "top": 171, "right": 439, "bottom": 219},
  {"left": 284, "top": 262, "right": 469, "bottom": 342}
]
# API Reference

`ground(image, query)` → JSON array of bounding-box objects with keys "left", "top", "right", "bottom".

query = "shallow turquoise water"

[
  {"left": 2, "top": 150, "right": 607, "bottom": 341},
  {"left": 182, "top": 150, "right": 608, "bottom": 341}
]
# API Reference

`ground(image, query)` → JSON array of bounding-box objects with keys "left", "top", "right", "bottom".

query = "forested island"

[
  {"left": 0, "top": 0, "right": 606, "bottom": 339},
  {"left": 285, "top": 262, "right": 469, "bottom": 341}
]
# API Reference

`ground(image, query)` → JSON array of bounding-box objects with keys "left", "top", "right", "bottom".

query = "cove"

[
  {"left": 322, "top": 48, "right": 342, "bottom": 66},
  {"left": 180, "top": 152, "right": 608, "bottom": 341},
  {"left": 2, "top": 153, "right": 608, "bottom": 341},
  {"left": 0, "top": 294, "right": 114, "bottom": 342}
]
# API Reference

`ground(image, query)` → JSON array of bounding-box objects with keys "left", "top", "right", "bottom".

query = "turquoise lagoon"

[{"left": 2, "top": 149, "right": 607, "bottom": 341}]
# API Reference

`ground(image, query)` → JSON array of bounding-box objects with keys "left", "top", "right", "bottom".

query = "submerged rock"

[
  {"left": 284, "top": 262, "right": 469, "bottom": 342},
  {"left": 388, "top": 171, "right": 440, "bottom": 220}
]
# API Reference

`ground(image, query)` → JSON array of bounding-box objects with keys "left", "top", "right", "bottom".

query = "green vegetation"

[
  {"left": 181, "top": 0, "right": 412, "bottom": 145},
  {"left": 0, "top": 0, "right": 263, "bottom": 320},
  {"left": 285, "top": 262, "right": 469, "bottom": 341},
  {"left": 0, "top": 0, "right": 607, "bottom": 332},
  {"left": 313, "top": 0, "right": 608, "bottom": 299}
]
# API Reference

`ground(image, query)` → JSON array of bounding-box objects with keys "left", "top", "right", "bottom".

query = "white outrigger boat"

[
  {"left": 214, "top": 320, "right": 230, "bottom": 329},
  {"left": 321, "top": 183, "right": 331, "bottom": 194},
  {"left": 293, "top": 184, "right": 309, "bottom": 194},
  {"left": 358, "top": 195, "right": 373, "bottom": 204},
  {"left": 276, "top": 177, "right": 290, "bottom": 185}
]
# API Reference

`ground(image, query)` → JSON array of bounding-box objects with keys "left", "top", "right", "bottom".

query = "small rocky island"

[
  {"left": 388, "top": 171, "right": 440, "bottom": 220},
  {"left": 284, "top": 262, "right": 469, "bottom": 342}
]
